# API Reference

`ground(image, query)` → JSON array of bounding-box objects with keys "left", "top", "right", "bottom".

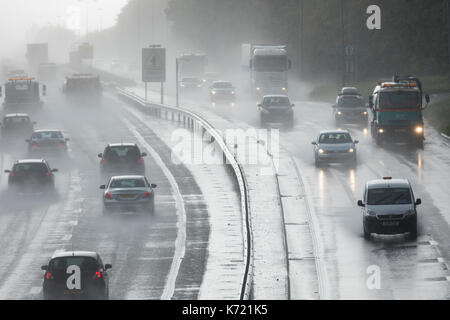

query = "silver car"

[
  {"left": 100, "top": 175, "right": 157, "bottom": 215},
  {"left": 312, "top": 130, "right": 358, "bottom": 167},
  {"left": 357, "top": 177, "right": 420, "bottom": 240}
]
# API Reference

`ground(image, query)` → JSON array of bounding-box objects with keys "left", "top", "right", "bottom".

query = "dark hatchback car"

[
  {"left": 41, "top": 251, "right": 112, "bottom": 300},
  {"left": 99, "top": 143, "right": 147, "bottom": 176},
  {"left": 0, "top": 113, "right": 35, "bottom": 138},
  {"left": 258, "top": 95, "right": 295, "bottom": 128},
  {"left": 5, "top": 159, "right": 58, "bottom": 190},
  {"left": 333, "top": 94, "right": 368, "bottom": 125},
  {"left": 27, "top": 129, "right": 69, "bottom": 155}
]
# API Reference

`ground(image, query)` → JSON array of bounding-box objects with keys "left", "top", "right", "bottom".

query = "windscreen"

[
  {"left": 49, "top": 256, "right": 99, "bottom": 276},
  {"left": 13, "top": 163, "right": 47, "bottom": 175},
  {"left": 5, "top": 117, "right": 30, "bottom": 126},
  {"left": 110, "top": 178, "right": 146, "bottom": 188},
  {"left": 254, "top": 55, "right": 288, "bottom": 72},
  {"left": 319, "top": 133, "right": 352, "bottom": 144},
  {"left": 5, "top": 81, "right": 37, "bottom": 103},
  {"left": 367, "top": 188, "right": 412, "bottom": 205},
  {"left": 337, "top": 96, "right": 365, "bottom": 108},
  {"left": 263, "top": 96, "right": 290, "bottom": 107},
  {"left": 380, "top": 91, "right": 420, "bottom": 109},
  {"left": 105, "top": 146, "right": 140, "bottom": 159},
  {"left": 32, "top": 131, "right": 63, "bottom": 139},
  {"left": 213, "top": 82, "right": 232, "bottom": 88}
]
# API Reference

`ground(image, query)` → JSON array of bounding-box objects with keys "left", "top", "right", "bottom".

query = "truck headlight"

[
  {"left": 337, "top": 111, "right": 342, "bottom": 115},
  {"left": 211, "top": 90, "right": 216, "bottom": 95},
  {"left": 415, "top": 126, "right": 423, "bottom": 134},
  {"left": 282, "top": 87, "right": 286, "bottom": 91},
  {"left": 363, "top": 111, "right": 368, "bottom": 115},
  {"left": 378, "top": 128, "right": 384, "bottom": 133}
]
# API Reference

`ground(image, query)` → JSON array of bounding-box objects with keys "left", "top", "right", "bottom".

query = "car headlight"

[
  {"left": 366, "top": 210, "right": 376, "bottom": 216},
  {"left": 256, "top": 87, "right": 261, "bottom": 91},
  {"left": 337, "top": 111, "right": 342, "bottom": 115},
  {"left": 202, "top": 79, "right": 206, "bottom": 83},
  {"left": 415, "top": 126, "right": 423, "bottom": 134},
  {"left": 282, "top": 87, "right": 286, "bottom": 91},
  {"left": 378, "top": 128, "right": 384, "bottom": 133},
  {"left": 348, "top": 148, "right": 354, "bottom": 153},
  {"left": 363, "top": 111, "right": 368, "bottom": 115},
  {"left": 231, "top": 91, "right": 235, "bottom": 94},
  {"left": 318, "top": 148, "right": 325, "bottom": 154},
  {"left": 180, "top": 84, "right": 185, "bottom": 87},
  {"left": 211, "top": 90, "right": 216, "bottom": 95}
]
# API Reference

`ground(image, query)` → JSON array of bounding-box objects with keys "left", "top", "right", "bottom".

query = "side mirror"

[
  {"left": 141, "top": 152, "right": 147, "bottom": 157},
  {"left": 357, "top": 200, "right": 365, "bottom": 207},
  {"left": 65, "top": 138, "right": 70, "bottom": 141},
  {"left": 25, "top": 139, "right": 30, "bottom": 143},
  {"left": 51, "top": 169, "right": 58, "bottom": 173},
  {"left": 42, "top": 85, "right": 47, "bottom": 96},
  {"left": 425, "top": 94, "right": 430, "bottom": 104},
  {"left": 98, "top": 153, "right": 103, "bottom": 158},
  {"left": 41, "top": 265, "right": 48, "bottom": 271},
  {"left": 105, "top": 264, "right": 112, "bottom": 270},
  {"left": 415, "top": 198, "right": 422, "bottom": 206},
  {"left": 151, "top": 183, "right": 157, "bottom": 188},
  {"left": 32, "top": 121, "right": 37, "bottom": 125},
  {"left": 4, "top": 170, "right": 11, "bottom": 173},
  {"left": 354, "top": 140, "right": 359, "bottom": 144},
  {"left": 311, "top": 141, "right": 317, "bottom": 145},
  {"left": 365, "top": 103, "right": 370, "bottom": 109},
  {"left": 99, "top": 185, "right": 106, "bottom": 189},
  {"left": 291, "top": 104, "right": 295, "bottom": 107},
  {"left": 257, "top": 104, "right": 262, "bottom": 107},
  {"left": 332, "top": 104, "right": 336, "bottom": 108}
]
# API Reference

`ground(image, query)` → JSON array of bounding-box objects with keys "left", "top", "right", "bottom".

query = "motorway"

[
  {"left": 0, "top": 79, "right": 219, "bottom": 299},
  {"left": 129, "top": 69, "right": 450, "bottom": 299}
]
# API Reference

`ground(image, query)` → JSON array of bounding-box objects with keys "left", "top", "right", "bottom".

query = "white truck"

[
  {"left": 242, "top": 44, "right": 291, "bottom": 97},
  {"left": 178, "top": 54, "right": 208, "bottom": 89},
  {"left": 26, "top": 43, "right": 48, "bottom": 73}
]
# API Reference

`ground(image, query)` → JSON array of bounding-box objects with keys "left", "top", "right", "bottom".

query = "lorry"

[
  {"left": 0, "top": 77, "right": 46, "bottom": 112},
  {"left": 26, "top": 43, "right": 48, "bottom": 73},
  {"left": 177, "top": 54, "right": 208, "bottom": 88},
  {"left": 369, "top": 75, "right": 430, "bottom": 149},
  {"left": 242, "top": 44, "right": 291, "bottom": 97},
  {"left": 62, "top": 74, "right": 102, "bottom": 105}
]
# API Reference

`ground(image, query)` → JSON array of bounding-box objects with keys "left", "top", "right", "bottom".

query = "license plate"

[
  {"left": 395, "top": 129, "right": 407, "bottom": 133},
  {"left": 120, "top": 194, "right": 135, "bottom": 199},
  {"left": 382, "top": 221, "right": 400, "bottom": 227},
  {"left": 64, "top": 289, "right": 84, "bottom": 295}
]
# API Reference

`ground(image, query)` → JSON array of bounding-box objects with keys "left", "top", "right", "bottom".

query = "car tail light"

[
  {"left": 138, "top": 157, "right": 143, "bottom": 165},
  {"left": 45, "top": 272, "right": 53, "bottom": 280},
  {"left": 105, "top": 192, "right": 113, "bottom": 199},
  {"left": 10, "top": 172, "right": 14, "bottom": 177},
  {"left": 45, "top": 171, "right": 51, "bottom": 177},
  {"left": 101, "top": 158, "right": 107, "bottom": 164},
  {"left": 142, "top": 192, "right": 151, "bottom": 199},
  {"left": 94, "top": 271, "right": 102, "bottom": 279},
  {"left": 31, "top": 144, "right": 39, "bottom": 148}
]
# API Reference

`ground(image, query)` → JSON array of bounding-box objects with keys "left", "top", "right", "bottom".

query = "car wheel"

[
  {"left": 415, "top": 138, "right": 424, "bottom": 149},
  {"left": 314, "top": 156, "right": 321, "bottom": 168},
  {"left": 363, "top": 227, "right": 371, "bottom": 240},
  {"left": 375, "top": 133, "right": 382, "bottom": 146},
  {"left": 409, "top": 219, "right": 418, "bottom": 240}
]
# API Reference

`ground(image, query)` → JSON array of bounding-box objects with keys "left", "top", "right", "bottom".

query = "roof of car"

[
  {"left": 262, "top": 95, "right": 289, "bottom": 98},
  {"left": 4, "top": 113, "right": 30, "bottom": 118},
  {"left": 319, "top": 130, "right": 351, "bottom": 135},
  {"left": 51, "top": 251, "right": 98, "bottom": 259},
  {"left": 367, "top": 178, "right": 410, "bottom": 189},
  {"left": 107, "top": 143, "right": 138, "bottom": 147},
  {"left": 33, "top": 129, "right": 62, "bottom": 133},
  {"left": 15, "top": 159, "right": 46, "bottom": 164},
  {"left": 110, "top": 175, "right": 146, "bottom": 180}
]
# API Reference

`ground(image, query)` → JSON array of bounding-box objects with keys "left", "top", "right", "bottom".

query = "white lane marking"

[
  {"left": 62, "top": 234, "right": 72, "bottom": 241},
  {"left": 121, "top": 116, "right": 186, "bottom": 301},
  {"left": 29, "top": 287, "right": 41, "bottom": 295}
]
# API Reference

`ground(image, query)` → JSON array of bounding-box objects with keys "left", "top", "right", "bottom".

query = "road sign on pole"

[{"left": 142, "top": 46, "right": 166, "bottom": 83}]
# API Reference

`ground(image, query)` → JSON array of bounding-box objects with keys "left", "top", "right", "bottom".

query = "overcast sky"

[{"left": 0, "top": 0, "right": 129, "bottom": 58}]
